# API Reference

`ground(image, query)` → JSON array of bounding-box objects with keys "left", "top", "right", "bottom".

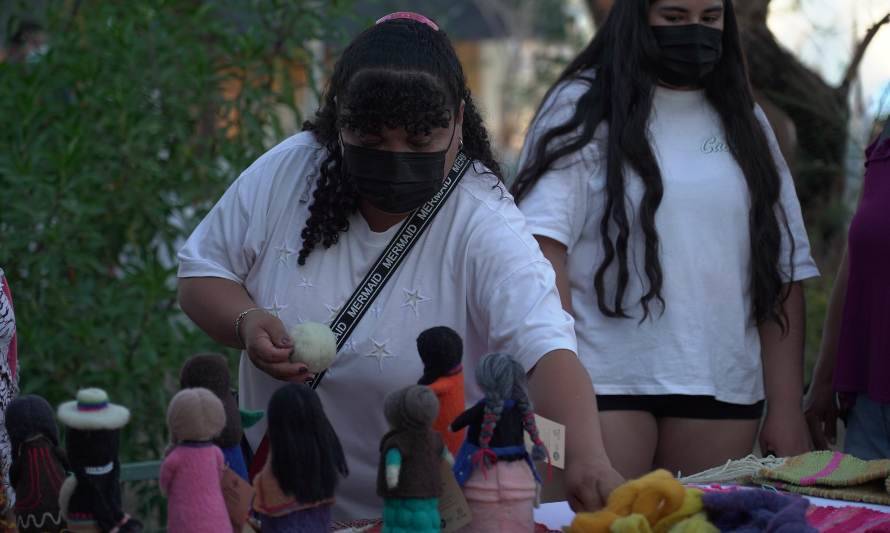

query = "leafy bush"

[{"left": 0, "top": 0, "right": 353, "bottom": 522}]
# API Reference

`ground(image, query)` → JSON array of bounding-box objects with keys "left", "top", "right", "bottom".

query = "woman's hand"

[
  {"left": 240, "top": 310, "right": 311, "bottom": 383},
  {"left": 565, "top": 458, "right": 623, "bottom": 512},
  {"left": 759, "top": 405, "right": 812, "bottom": 457},
  {"left": 803, "top": 383, "right": 840, "bottom": 450}
]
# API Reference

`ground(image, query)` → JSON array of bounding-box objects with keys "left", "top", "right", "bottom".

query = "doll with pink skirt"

[
  {"left": 451, "top": 352, "right": 547, "bottom": 532},
  {"left": 160, "top": 388, "right": 230, "bottom": 533}
]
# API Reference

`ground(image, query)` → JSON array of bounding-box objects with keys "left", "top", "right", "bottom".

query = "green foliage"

[{"left": 0, "top": 0, "right": 352, "bottom": 524}]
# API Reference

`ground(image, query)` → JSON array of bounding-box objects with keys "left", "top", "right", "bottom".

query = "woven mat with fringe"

[
  {"left": 752, "top": 451, "right": 890, "bottom": 506},
  {"left": 680, "top": 451, "right": 890, "bottom": 506}
]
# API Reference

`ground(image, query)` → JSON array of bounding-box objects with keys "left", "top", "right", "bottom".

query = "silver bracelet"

[{"left": 234, "top": 307, "right": 264, "bottom": 349}]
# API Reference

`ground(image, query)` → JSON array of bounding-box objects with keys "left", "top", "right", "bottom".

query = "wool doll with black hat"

[
  {"left": 160, "top": 387, "right": 230, "bottom": 533},
  {"left": 378, "top": 385, "right": 452, "bottom": 533},
  {"left": 451, "top": 352, "right": 547, "bottom": 532},
  {"left": 179, "top": 353, "right": 248, "bottom": 479},
  {"left": 252, "top": 383, "right": 347, "bottom": 533},
  {"left": 5, "top": 394, "right": 68, "bottom": 532},
  {"left": 416, "top": 326, "right": 466, "bottom": 456},
  {"left": 57, "top": 388, "right": 142, "bottom": 532}
]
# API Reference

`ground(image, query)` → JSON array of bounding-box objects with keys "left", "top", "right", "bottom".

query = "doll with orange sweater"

[
  {"left": 416, "top": 326, "right": 466, "bottom": 455},
  {"left": 160, "top": 388, "right": 230, "bottom": 533}
]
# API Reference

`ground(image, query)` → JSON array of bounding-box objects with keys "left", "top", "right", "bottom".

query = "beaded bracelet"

[{"left": 234, "top": 307, "right": 264, "bottom": 349}]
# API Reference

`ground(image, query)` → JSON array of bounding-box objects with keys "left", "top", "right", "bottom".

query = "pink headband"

[{"left": 375, "top": 11, "right": 439, "bottom": 31}]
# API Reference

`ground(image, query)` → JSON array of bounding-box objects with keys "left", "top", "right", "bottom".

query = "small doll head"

[
  {"left": 416, "top": 326, "right": 463, "bottom": 386},
  {"left": 475, "top": 353, "right": 547, "bottom": 463},
  {"left": 384, "top": 385, "right": 439, "bottom": 431},
  {"left": 267, "top": 383, "right": 348, "bottom": 503},
  {"left": 5, "top": 394, "right": 59, "bottom": 454},
  {"left": 179, "top": 353, "right": 242, "bottom": 446},
  {"left": 166, "top": 388, "right": 226, "bottom": 443}
]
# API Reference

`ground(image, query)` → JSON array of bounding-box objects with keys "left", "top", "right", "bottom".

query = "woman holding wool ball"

[{"left": 177, "top": 10, "right": 621, "bottom": 521}]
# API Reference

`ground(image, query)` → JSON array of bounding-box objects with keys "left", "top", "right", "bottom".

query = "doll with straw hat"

[{"left": 57, "top": 388, "right": 142, "bottom": 533}]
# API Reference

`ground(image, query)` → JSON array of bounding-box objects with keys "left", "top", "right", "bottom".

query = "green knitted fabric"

[
  {"left": 752, "top": 451, "right": 890, "bottom": 505},
  {"left": 382, "top": 497, "right": 441, "bottom": 533}
]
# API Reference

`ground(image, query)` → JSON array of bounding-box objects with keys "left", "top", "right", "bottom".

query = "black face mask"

[
  {"left": 652, "top": 24, "right": 723, "bottom": 87},
  {"left": 342, "top": 128, "right": 455, "bottom": 214}
]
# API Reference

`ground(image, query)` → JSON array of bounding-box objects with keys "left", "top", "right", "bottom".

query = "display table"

[{"left": 533, "top": 493, "right": 890, "bottom": 531}]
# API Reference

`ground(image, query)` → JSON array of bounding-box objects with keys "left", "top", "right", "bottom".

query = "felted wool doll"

[
  {"left": 252, "top": 383, "right": 348, "bottom": 533},
  {"left": 160, "top": 387, "right": 230, "bottom": 533},
  {"left": 179, "top": 353, "right": 248, "bottom": 479},
  {"left": 416, "top": 326, "right": 466, "bottom": 456},
  {"left": 377, "top": 385, "right": 451, "bottom": 533},
  {"left": 57, "top": 388, "right": 143, "bottom": 533},
  {"left": 5, "top": 395, "right": 68, "bottom": 533},
  {"left": 451, "top": 352, "right": 547, "bottom": 533},
  {"left": 287, "top": 322, "right": 337, "bottom": 374}
]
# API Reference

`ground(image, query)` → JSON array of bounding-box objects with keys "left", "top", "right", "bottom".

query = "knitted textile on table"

[
  {"left": 701, "top": 489, "right": 815, "bottom": 532},
  {"left": 752, "top": 451, "right": 890, "bottom": 506}
]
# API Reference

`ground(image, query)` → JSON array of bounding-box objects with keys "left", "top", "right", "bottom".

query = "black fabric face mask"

[
  {"left": 342, "top": 127, "right": 455, "bottom": 214},
  {"left": 652, "top": 24, "right": 723, "bottom": 87}
]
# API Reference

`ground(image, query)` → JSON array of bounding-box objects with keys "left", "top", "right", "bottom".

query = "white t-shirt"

[
  {"left": 178, "top": 132, "right": 576, "bottom": 519},
  {"left": 519, "top": 76, "right": 819, "bottom": 405}
]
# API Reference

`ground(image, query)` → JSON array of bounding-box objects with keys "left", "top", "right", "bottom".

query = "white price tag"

[{"left": 524, "top": 414, "right": 566, "bottom": 470}]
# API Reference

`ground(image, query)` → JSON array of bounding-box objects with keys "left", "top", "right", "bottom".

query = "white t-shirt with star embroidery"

[
  {"left": 518, "top": 75, "right": 819, "bottom": 405},
  {"left": 177, "top": 132, "right": 576, "bottom": 519}
]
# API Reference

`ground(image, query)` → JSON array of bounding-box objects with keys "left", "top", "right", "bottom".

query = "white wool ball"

[{"left": 288, "top": 322, "right": 337, "bottom": 373}]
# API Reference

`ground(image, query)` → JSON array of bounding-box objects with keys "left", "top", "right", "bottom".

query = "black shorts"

[{"left": 596, "top": 394, "right": 765, "bottom": 420}]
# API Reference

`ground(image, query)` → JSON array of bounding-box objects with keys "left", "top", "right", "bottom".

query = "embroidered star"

[
  {"left": 265, "top": 298, "right": 288, "bottom": 317},
  {"left": 371, "top": 303, "right": 384, "bottom": 318},
  {"left": 365, "top": 338, "right": 395, "bottom": 372},
  {"left": 401, "top": 287, "right": 430, "bottom": 317},
  {"left": 326, "top": 303, "right": 343, "bottom": 322},
  {"left": 297, "top": 277, "right": 314, "bottom": 290},
  {"left": 275, "top": 244, "right": 296, "bottom": 266}
]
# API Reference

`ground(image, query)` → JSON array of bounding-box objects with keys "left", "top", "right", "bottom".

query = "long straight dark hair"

[
  {"left": 267, "top": 384, "right": 348, "bottom": 503},
  {"left": 512, "top": 0, "right": 794, "bottom": 328},
  {"left": 299, "top": 17, "right": 501, "bottom": 265}
]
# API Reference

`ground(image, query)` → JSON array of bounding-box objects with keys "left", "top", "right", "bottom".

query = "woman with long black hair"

[
  {"left": 514, "top": 0, "right": 819, "bottom": 478},
  {"left": 178, "top": 12, "right": 621, "bottom": 519}
]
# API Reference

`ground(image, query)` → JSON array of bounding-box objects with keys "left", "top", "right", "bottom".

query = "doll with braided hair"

[{"left": 451, "top": 352, "right": 547, "bottom": 532}]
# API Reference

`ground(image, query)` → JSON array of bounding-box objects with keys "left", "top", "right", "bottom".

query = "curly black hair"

[
  {"left": 512, "top": 0, "right": 795, "bottom": 328},
  {"left": 299, "top": 18, "right": 501, "bottom": 265}
]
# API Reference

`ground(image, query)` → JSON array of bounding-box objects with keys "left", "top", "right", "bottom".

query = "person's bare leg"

[
  {"left": 599, "top": 411, "right": 659, "bottom": 479},
  {"left": 655, "top": 418, "right": 759, "bottom": 477}
]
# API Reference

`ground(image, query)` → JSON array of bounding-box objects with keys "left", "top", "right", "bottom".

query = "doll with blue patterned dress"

[{"left": 451, "top": 352, "right": 548, "bottom": 533}]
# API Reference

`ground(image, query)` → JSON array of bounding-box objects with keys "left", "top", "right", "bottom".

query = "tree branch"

[{"left": 839, "top": 12, "right": 890, "bottom": 98}]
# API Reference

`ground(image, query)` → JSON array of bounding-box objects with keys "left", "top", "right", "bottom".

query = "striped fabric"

[{"left": 753, "top": 451, "right": 890, "bottom": 506}]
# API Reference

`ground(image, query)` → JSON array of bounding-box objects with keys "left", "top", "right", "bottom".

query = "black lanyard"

[{"left": 309, "top": 151, "right": 473, "bottom": 390}]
